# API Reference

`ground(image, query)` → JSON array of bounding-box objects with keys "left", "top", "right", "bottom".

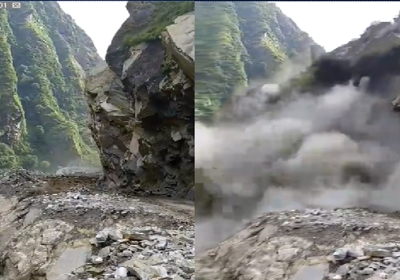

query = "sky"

[
  {"left": 58, "top": 1, "right": 400, "bottom": 57},
  {"left": 275, "top": 2, "right": 400, "bottom": 51},
  {"left": 58, "top": 1, "right": 128, "bottom": 58}
]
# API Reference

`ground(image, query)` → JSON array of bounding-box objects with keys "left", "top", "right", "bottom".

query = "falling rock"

[{"left": 171, "top": 131, "right": 182, "bottom": 141}]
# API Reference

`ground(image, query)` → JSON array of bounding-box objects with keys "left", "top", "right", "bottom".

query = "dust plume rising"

[{"left": 195, "top": 76, "right": 400, "bottom": 253}]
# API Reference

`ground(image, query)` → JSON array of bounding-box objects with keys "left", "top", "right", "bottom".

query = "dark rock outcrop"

[
  {"left": 86, "top": 3, "right": 194, "bottom": 198},
  {"left": 299, "top": 16, "right": 400, "bottom": 99}
]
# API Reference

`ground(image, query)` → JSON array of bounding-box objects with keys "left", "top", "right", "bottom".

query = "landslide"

[{"left": 195, "top": 12, "right": 400, "bottom": 280}]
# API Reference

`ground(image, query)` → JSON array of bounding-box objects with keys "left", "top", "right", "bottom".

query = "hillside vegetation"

[
  {"left": 0, "top": 2, "right": 101, "bottom": 171},
  {"left": 124, "top": 1, "right": 194, "bottom": 46},
  {"left": 195, "top": 1, "right": 323, "bottom": 121}
]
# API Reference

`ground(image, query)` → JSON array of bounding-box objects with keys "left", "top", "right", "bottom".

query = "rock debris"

[{"left": 0, "top": 170, "right": 194, "bottom": 280}]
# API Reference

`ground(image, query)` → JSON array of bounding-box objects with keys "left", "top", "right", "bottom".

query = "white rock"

[
  {"left": 333, "top": 248, "right": 348, "bottom": 261},
  {"left": 91, "top": 256, "right": 103, "bottom": 264},
  {"left": 114, "top": 267, "right": 128, "bottom": 278}
]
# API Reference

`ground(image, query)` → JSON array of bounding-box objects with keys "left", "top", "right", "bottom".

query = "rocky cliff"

[
  {"left": 85, "top": 2, "right": 194, "bottom": 198},
  {"left": 195, "top": 1, "right": 324, "bottom": 120},
  {"left": 0, "top": 2, "right": 102, "bottom": 171}
]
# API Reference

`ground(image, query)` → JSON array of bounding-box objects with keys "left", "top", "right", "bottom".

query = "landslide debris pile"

[
  {"left": 0, "top": 170, "right": 194, "bottom": 280},
  {"left": 196, "top": 208, "right": 400, "bottom": 280}
]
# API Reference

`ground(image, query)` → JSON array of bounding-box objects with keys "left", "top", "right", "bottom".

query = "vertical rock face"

[{"left": 86, "top": 4, "right": 194, "bottom": 198}]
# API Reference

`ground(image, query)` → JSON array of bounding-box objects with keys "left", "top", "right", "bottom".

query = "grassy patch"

[{"left": 124, "top": 1, "right": 194, "bottom": 46}]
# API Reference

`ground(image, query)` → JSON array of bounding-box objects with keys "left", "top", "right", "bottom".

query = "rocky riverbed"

[{"left": 0, "top": 170, "right": 194, "bottom": 280}]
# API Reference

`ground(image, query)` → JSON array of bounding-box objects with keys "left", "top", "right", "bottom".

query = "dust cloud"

[{"left": 195, "top": 72, "right": 400, "bottom": 253}]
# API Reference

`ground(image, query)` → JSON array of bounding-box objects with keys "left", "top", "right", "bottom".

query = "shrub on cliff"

[{"left": 0, "top": 143, "right": 18, "bottom": 169}]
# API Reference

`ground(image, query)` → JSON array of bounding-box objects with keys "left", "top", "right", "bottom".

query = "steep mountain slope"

[
  {"left": 195, "top": 1, "right": 324, "bottom": 120},
  {"left": 0, "top": 2, "right": 101, "bottom": 171}
]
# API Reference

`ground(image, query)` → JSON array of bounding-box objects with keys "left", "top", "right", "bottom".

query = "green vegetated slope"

[
  {"left": 124, "top": 1, "right": 194, "bottom": 46},
  {"left": 0, "top": 2, "right": 101, "bottom": 171},
  {"left": 195, "top": 1, "right": 323, "bottom": 121}
]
